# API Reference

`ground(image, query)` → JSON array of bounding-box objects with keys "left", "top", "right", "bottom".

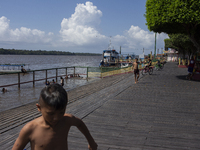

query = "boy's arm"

[
  {"left": 70, "top": 115, "right": 98, "bottom": 150},
  {"left": 132, "top": 62, "right": 134, "bottom": 70},
  {"left": 12, "top": 123, "right": 32, "bottom": 150}
]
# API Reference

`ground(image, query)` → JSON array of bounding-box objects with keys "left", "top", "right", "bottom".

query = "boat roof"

[{"left": 103, "top": 50, "right": 119, "bottom": 54}]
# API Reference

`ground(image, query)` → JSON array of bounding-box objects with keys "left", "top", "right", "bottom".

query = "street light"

[{"left": 154, "top": 32, "right": 157, "bottom": 60}]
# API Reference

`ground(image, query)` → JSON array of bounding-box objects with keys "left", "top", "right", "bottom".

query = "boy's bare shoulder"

[
  {"left": 63, "top": 113, "right": 81, "bottom": 126},
  {"left": 63, "top": 113, "right": 76, "bottom": 120},
  {"left": 23, "top": 117, "right": 42, "bottom": 130},
  {"left": 18, "top": 116, "right": 42, "bottom": 139}
]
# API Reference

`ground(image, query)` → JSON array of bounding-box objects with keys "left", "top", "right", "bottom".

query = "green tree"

[
  {"left": 164, "top": 39, "right": 176, "bottom": 50},
  {"left": 145, "top": 0, "right": 200, "bottom": 51},
  {"left": 165, "top": 34, "right": 197, "bottom": 58}
]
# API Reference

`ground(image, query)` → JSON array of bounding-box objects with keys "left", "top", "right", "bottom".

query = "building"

[{"left": 163, "top": 48, "right": 178, "bottom": 62}]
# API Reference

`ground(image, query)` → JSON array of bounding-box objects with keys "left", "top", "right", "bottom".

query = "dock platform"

[{"left": 1, "top": 62, "right": 200, "bottom": 150}]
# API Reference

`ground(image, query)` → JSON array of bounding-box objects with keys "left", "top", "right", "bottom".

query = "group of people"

[
  {"left": 11, "top": 56, "right": 200, "bottom": 150},
  {"left": 46, "top": 77, "right": 64, "bottom": 87}
]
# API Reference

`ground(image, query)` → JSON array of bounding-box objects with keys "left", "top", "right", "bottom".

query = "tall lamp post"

[{"left": 154, "top": 32, "right": 157, "bottom": 60}]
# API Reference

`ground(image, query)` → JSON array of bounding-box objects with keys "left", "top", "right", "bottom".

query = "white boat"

[
  {"left": 102, "top": 50, "right": 119, "bottom": 66},
  {"left": 0, "top": 64, "right": 30, "bottom": 73}
]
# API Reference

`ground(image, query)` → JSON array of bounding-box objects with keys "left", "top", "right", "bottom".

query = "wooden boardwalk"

[{"left": 1, "top": 62, "right": 200, "bottom": 150}]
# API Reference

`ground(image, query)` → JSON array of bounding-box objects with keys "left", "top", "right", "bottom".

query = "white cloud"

[
  {"left": 59, "top": 1, "right": 104, "bottom": 45},
  {"left": 125, "top": 25, "right": 162, "bottom": 49},
  {"left": 0, "top": 16, "right": 53, "bottom": 43},
  {"left": 104, "top": 26, "right": 168, "bottom": 54},
  {"left": 0, "top": 1, "right": 168, "bottom": 54},
  {"left": 0, "top": 16, "right": 9, "bottom": 35}
]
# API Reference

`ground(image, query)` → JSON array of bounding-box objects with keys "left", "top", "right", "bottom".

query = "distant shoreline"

[{"left": 0, "top": 48, "right": 101, "bottom": 56}]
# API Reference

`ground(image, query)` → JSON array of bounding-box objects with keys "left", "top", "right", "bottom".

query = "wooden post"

[
  {"left": 101, "top": 67, "right": 102, "bottom": 79},
  {"left": 33, "top": 71, "right": 35, "bottom": 87},
  {"left": 73, "top": 67, "right": 75, "bottom": 77},
  {"left": 66, "top": 68, "right": 67, "bottom": 77},
  {"left": 18, "top": 73, "right": 20, "bottom": 88},
  {"left": 110, "top": 54, "right": 111, "bottom": 66},
  {"left": 87, "top": 67, "right": 88, "bottom": 78},
  {"left": 56, "top": 69, "right": 58, "bottom": 82},
  {"left": 45, "top": 70, "right": 47, "bottom": 83}
]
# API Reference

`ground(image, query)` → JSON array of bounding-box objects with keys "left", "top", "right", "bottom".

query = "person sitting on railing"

[{"left": 21, "top": 66, "right": 27, "bottom": 76}]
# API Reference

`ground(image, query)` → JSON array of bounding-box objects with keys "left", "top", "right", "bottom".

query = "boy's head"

[
  {"left": 39, "top": 83, "right": 68, "bottom": 110},
  {"left": 37, "top": 84, "right": 68, "bottom": 126},
  {"left": 135, "top": 58, "right": 138, "bottom": 61}
]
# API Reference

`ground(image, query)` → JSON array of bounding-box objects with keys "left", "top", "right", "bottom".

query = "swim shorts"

[
  {"left": 188, "top": 66, "right": 193, "bottom": 73},
  {"left": 134, "top": 69, "right": 139, "bottom": 74}
]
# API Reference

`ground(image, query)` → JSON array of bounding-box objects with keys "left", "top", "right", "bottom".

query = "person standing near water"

[
  {"left": 2, "top": 88, "right": 7, "bottom": 93},
  {"left": 60, "top": 77, "right": 64, "bottom": 86},
  {"left": 132, "top": 58, "right": 139, "bottom": 84}
]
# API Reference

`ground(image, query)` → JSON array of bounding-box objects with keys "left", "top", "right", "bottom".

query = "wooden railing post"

[
  {"left": 18, "top": 73, "right": 20, "bottom": 88},
  {"left": 73, "top": 67, "right": 75, "bottom": 77},
  {"left": 87, "top": 67, "right": 88, "bottom": 78},
  {"left": 33, "top": 71, "right": 35, "bottom": 87},
  {"left": 56, "top": 69, "right": 58, "bottom": 82},
  {"left": 101, "top": 68, "right": 102, "bottom": 79},
  {"left": 66, "top": 68, "right": 67, "bottom": 77},
  {"left": 45, "top": 70, "right": 47, "bottom": 83}
]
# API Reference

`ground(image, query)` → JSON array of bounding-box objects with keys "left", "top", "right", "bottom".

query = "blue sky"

[{"left": 0, "top": 0, "right": 168, "bottom": 54}]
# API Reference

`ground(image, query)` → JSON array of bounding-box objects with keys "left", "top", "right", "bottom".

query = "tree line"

[
  {"left": 145, "top": 0, "right": 200, "bottom": 58},
  {"left": 0, "top": 48, "right": 101, "bottom": 56}
]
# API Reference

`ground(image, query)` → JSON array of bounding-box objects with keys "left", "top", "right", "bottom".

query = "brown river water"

[{"left": 0, "top": 55, "right": 102, "bottom": 112}]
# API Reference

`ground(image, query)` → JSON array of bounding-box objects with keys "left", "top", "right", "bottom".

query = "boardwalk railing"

[
  {"left": 0, "top": 60, "right": 164, "bottom": 89},
  {"left": 0, "top": 66, "right": 88, "bottom": 89}
]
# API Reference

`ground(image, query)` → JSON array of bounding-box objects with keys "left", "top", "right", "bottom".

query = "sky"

[{"left": 0, "top": 0, "right": 168, "bottom": 55}]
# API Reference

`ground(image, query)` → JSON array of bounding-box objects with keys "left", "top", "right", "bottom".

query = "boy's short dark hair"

[{"left": 40, "top": 83, "right": 68, "bottom": 110}]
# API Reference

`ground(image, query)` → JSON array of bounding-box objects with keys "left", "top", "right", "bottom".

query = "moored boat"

[{"left": 102, "top": 49, "right": 119, "bottom": 66}]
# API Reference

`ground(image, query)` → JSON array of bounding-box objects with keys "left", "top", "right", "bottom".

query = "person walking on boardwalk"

[
  {"left": 12, "top": 83, "right": 98, "bottom": 150},
  {"left": 60, "top": 77, "right": 64, "bottom": 86},
  {"left": 132, "top": 58, "right": 139, "bottom": 84},
  {"left": 186, "top": 56, "right": 195, "bottom": 80}
]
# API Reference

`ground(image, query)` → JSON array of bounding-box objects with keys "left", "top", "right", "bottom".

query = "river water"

[{"left": 0, "top": 55, "right": 102, "bottom": 112}]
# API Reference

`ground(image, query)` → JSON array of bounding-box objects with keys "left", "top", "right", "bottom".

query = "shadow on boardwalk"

[
  {"left": 1, "top": 62, "right": 200, "bottom": 150},
  {"left": 176, "top": 75, "right": 200, "bottom": 82}
]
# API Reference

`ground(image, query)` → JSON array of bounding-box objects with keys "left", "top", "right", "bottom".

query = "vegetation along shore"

[{"left": 0, "top": 48, "right": 101, "bottom": 56}]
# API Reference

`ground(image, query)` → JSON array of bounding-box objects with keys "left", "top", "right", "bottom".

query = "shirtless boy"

[
  {"left": 12, "top": 83, "right": 97, "bottom": 150},
  {"left": 132, "top": 58, "right": 139, "bottom": 83}
]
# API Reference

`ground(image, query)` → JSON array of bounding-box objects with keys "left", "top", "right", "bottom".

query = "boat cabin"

[{"left": 103, "top": 50, "right": 119, "bottom": 66}]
